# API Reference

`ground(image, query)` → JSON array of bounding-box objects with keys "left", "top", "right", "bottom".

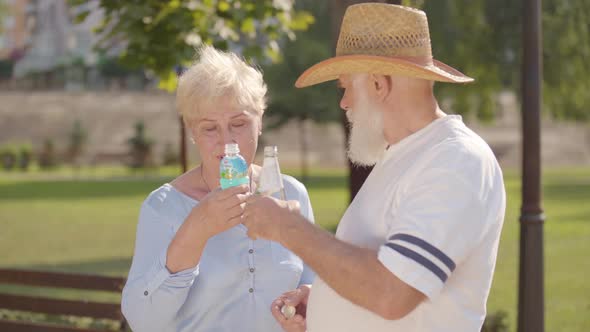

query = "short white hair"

[{"left": 176, "top": 46, "right": 267, "bottom": 125}]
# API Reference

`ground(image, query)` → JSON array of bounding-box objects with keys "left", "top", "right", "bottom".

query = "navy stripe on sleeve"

[
  {"left": 385, "top": 243, "right": 449, "bottom": 283},
  {"left": 388, "top": 233, "right": 456, "bottom": 271}
]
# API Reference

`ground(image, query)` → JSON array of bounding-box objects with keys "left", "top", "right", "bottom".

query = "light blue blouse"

[{"left": 121, "top": 175, "right": 315, "bottom": 332}]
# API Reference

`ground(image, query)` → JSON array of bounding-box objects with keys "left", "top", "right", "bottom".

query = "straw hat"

[{"left": 295, "top": 3, "right": 474, "bottom": 88}]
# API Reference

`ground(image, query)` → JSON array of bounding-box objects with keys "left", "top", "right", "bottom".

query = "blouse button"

[
  {"left": 249, "top": 268, "right": 255, "bottom": 273},
  {"left": 249, "top": 288, "right": 254, "bottom": 293},
  {"left": 144, "top": 291, "right": 148, "bottom": 296},
  {"left": 249, "top": 249, "right": 254, "bottom": 254}
]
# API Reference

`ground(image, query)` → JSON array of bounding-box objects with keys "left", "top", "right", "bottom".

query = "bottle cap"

[
  {"left": 225, "top": 143, "right": 240, "bottom": 154},
  {"left": 281, "top": 304, "right": 296, "bottom": 319}
]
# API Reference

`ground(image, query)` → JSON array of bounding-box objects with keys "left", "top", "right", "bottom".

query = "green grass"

[{"left": 1, "top": 166, "right": 589, "bottom": 331}]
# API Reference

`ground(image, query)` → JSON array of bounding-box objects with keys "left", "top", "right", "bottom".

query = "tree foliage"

[
  {"left": 69, "top": 0, "right": 314, "bottom": 91},
  {"left": 262, "top": 0, "right": 341, "bottom": 182},
  {"left": 263, "top": 0, "right": 340, "bottom": 129},
  {"left": 408, "top": 0, "right": 590, "bottom": 122},
  {"left": 0, "top": 1, "right": 7, "bottom": 32}
]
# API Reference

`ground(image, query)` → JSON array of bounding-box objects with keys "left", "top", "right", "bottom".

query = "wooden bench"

[{"left": 0, "top": 269, "right": 127, "bottom": 332}]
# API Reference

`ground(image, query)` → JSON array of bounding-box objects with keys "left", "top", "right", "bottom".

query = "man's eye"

[
  {"left": 204, "top": 127, "right": 216, "bottom": 132},
  {"left": 232, "top": 122, "right": 245, "bottom": 127}
]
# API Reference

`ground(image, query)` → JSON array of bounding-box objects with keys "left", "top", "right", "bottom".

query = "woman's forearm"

[
  {"left": 122, "top": 204, "right": 203, "bottom": 331},
  {"left": 166, "top": 214, "right": 211, "bottom": 273}
]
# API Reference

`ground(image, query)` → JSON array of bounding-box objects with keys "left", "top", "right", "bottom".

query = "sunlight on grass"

[{"left": 1, "top": 166, "right": 589, "bottom": 331}]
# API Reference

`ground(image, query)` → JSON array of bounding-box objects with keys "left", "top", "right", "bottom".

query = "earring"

[{"left": 190, "top": 137, "right": 195, "bottom": 144}]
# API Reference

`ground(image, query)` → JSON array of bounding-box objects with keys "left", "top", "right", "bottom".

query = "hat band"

[
  {"left": 386, "top": 55, "right": 433, "bottom": 66},
  {"left": 338, "top": 53, "right": 434, "bottom": 66}
]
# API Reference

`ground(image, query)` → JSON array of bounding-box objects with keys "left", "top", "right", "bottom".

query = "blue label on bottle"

[{"left": 219, "top": 155, "right": 249, "bottom": 189}]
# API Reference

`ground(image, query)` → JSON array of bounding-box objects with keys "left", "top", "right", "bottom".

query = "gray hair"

[{"left": 176, "top": 46, "right": 267, "bottom": 125}]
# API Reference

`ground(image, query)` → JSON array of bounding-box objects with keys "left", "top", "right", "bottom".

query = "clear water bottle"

[
  {"left": 220, "top": 143, "right": 250, "bottom": 189},
  {"left": 257, "top": 146, "right": 286, "bottom": 200}
]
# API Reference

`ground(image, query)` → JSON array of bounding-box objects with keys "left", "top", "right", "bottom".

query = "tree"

[
  {"left": 540, "top": 0, "right": 590, "bottom": 121},
  {"left": 263, "top": 0, "right": 340, "bottom": 183},
  {"left": 331, "top": 0, "right": 590, "bottom": 199},
  {"left": 69, "top": 0, "right": 314, "bottom": 90},
  {"left": 70, "top": 0, "right": 314, "bottom": 172},
  {"left": 412, "top": 0, "right": 590, "bottom": 122}
]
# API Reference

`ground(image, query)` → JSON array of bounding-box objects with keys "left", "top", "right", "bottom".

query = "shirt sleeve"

[
  {"left": 121, "top": 200, "right": 199, "bottom": 332},
  {"left": 283, "top": 175, "right": 316, "bottom": 286},
  {"left": 377, "top": 167, "right": 487, "bottom": 299},
  {"left": 297, "top": 182, "right": 317, "bottom": 286}
]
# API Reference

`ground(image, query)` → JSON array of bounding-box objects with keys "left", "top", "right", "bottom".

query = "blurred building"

[
  {"left": 0, "top": 0, "right": 31, "bottom": 61},
  {"left": 11, "top": 0, "right": 103, "bottom": 75},
  {"left": 0, "top": 0, "right": 144, "bottom": 90},
  {"left": 12, "top": 0, "right": 70, "bottom": 76}
]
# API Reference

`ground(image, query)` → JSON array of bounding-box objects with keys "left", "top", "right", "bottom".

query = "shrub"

[
  {"left": 481, "top": 310, "right": 509, "bottom": 332},
  {"left": 127, "top": 121, "right": 154, "bottom": 168},
  {"left": 0, "top": 145, "right": 18, "bottom": 170},
  {"left": 18, "top": 143, "right": 33, "bottom": 171},
  {"left": 38, "top": 139, "right": 59, "bottom": 169}
]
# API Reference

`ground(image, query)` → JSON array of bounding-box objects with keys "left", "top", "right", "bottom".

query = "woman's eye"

[
  {"left": 203, "top": 127, "right": 216, "bottom": 132},
  {"left": 232, "top": 122, "right": 245, "bottom": 128}
]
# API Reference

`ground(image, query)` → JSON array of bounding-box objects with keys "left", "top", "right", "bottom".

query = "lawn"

[{"left": 0, "top": 166, "right": 588, "bottom": 331}]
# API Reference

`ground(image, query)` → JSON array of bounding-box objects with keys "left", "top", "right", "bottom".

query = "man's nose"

[{"left": 340, "top": 95, "right": 350, "bottom": 111}]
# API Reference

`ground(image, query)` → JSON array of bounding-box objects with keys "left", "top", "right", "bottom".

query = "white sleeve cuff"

[
  {"left": 377, "top": 245, "right": 444, "bottom": 299},
  {"left": 143, "top": 251, "right": 199, "bottom": 297}
]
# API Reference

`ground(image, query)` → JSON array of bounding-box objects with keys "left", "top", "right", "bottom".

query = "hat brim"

[{"left": 295, "top": 55, "right": 474, "bottom": 88}]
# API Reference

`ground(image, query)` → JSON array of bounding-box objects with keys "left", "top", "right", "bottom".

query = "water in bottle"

[
  {"left": 257, "top": 146, "right": 286, "bottom": 200},
  {"left": 219, "top": 143, "right": 249, "bottom": 189}
]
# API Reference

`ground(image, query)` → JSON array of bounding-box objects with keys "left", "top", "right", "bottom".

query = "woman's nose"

[{"left": 220, "top": 128, "right": 236, "bottom": 145}]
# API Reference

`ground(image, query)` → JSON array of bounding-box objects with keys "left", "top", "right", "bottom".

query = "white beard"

[{"left": 346, "top": 90, "right": 389, "bottom": 167}]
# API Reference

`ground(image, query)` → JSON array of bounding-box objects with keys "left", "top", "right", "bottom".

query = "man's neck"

[{"left": 382, "top": 93, "right": 444, "bottom": 145}]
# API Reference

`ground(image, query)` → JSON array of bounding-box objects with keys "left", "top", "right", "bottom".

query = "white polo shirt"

[{"left": 306, "top": 115, "right": 506, "bottom": 332}]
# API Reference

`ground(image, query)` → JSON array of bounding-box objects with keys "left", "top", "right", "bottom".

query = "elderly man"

[{"left": 242, "top": 3, "right": 506, "bottom": 332}]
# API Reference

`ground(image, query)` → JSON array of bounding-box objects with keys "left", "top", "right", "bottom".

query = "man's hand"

[
  {"left": 271, "top": 285, "right": 311, "bottom": 332},
  {"left": 241, "top": 194, "right": 300, "bottom": 242}
]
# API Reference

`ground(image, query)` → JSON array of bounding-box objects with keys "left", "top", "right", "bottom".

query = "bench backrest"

[{"left": 0, "top": 269, "right": 127, "bottom": 332}]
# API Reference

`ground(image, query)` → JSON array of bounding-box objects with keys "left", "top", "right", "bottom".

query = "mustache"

[{"left": 345, "top": 111, "right": 355, "bottom": 131}]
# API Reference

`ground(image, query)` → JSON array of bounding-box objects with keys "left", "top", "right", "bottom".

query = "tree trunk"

[
  {"left": 330, "top": 0, "right": 401, "bottom": 202},
  {"left": 180, "top": 116, "right": 187, "bottom": 173}
]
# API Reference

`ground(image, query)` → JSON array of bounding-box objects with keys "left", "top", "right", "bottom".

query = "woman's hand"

[
  {"left": 166, "top": 185, "right": 250, "bottom": 273},
  {"left": 189, "top": 184, "right": 250, "bottom": 237},
  {"left": 271, "top": 285, "right": 311, "bottom": 332}
]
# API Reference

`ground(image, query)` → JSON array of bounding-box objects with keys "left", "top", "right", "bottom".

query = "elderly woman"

[{"left": 121, "top": 46, "right": 315, "bottom": 332}]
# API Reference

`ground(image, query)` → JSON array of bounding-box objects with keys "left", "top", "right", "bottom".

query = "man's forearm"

[{"left": 279, "top": 214, "right": 399, "bottom": 318}]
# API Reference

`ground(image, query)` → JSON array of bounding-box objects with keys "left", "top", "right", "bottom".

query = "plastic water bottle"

[
  {"left": 257, "top": 146, "right": 286, "bottom": 200},
  {"left": 219, "top": 143, "right": 249, "bottom": 189}
]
